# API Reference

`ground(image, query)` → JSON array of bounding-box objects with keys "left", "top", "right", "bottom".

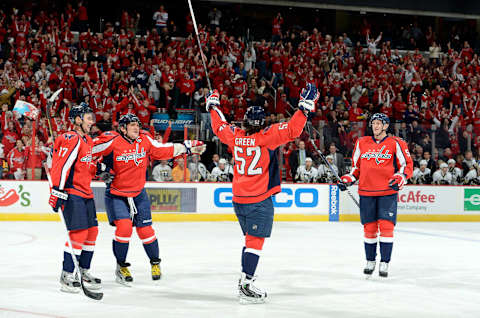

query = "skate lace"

[
  {"left": 82, "top": 270, "right": 96, "bottom": 281},
  {"left": 64, "top": 272, "right": 78, "bottom": 283},
  {"left": 242, "top": 278, "right": 264, "bottom": 296}
]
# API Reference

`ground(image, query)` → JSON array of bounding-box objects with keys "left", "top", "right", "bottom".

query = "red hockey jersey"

[
  {"left": 92, "top": 131, "right": 184, "bottom": 197},
  {"left": 210, "top": 108, "right": 307, "bottom": 204},
  {"left": 50, "top": 131, "right": 96, "bottom": 198},
  {"left": 350, "top": 136, "right": 413, "bottom": 196}
]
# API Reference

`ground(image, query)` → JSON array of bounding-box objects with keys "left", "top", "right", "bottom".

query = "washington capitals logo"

[
  {"left": 80, "top": 154, "right": 93, "bottom": 163},
  {"left": 116, "top": 143, "right": 146, "bottom": 166},
  {"left": 361, "top": 145, "right": 392, "bottom": 165}
]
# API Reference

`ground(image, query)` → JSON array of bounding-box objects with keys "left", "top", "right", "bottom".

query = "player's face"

[
  {"left": 80, "top": 113, "right": 94, "bottom": 134},
  {"left": 126, "top": 122, "right": 140, "bottom": 139},
  {"left": 371, "top": 120, "right": 387, "bottom": 137},
  {"left": 306, "top": 161, "right": 312, "bottom": 169}
]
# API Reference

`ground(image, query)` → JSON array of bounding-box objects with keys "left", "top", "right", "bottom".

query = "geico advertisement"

[
  {"left": 0, "top": 181, "right": 49, "bottom": 213},
  {"left": 200, "top": 184, "right": 330, "bottom": 214},
  {"left": 341, "top": 185, "right": 463, "bottom": 215}
]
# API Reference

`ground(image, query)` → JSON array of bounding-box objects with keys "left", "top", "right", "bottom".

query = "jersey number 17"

[{"left": 234, "top": 146, "right": 263, "bottom": 176}]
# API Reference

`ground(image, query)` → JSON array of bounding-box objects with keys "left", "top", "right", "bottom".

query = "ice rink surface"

[{"left": 1, "top": 221, "right": 480, "bottom": 318}]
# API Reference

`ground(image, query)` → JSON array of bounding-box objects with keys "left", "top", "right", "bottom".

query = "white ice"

[{"left": 1, "top": 221, "right": 480, "bottom": 318}]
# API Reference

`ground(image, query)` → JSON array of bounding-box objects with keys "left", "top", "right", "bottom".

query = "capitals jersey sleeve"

[
  {"left": 51, "top": 132, "right": 96, "bottom": 198},
  {"left": 92, "top": 131, "right": 181, "bottom": 197},
  {"left": 349, "top": 136, "right": 413, "bottom": 196},
  {"left": 144, "top": 135, "right": 187, "bottom": 160},
  {"left": 210, "top": 107, "right": 307, "bottom": 204},
  {"left": 210, "top": 107, "right": 307, "bottom": 150}
]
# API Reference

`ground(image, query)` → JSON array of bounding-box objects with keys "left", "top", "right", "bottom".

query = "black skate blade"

[{"left": 81, "top": 281, "right": 103, "bottom": 300}]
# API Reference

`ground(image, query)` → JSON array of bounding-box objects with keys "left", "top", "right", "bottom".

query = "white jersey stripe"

[
  {"left": 350, "top": 139, "right": 361, "bottom": 176},
  {"left": 395, "top": 141, "right": 407, "bottom": 174},
  {"left": 92, "top": 138, "right": 114, "bottom": 154},
  {"left": 146, "top": 135, "right": 174, "bottom": 148},
  {"left": 59, "top": 138, "right": 81, "bottom": 190},
  {"left": 214, "top": 107, "right": 226, "bottom": 122}
]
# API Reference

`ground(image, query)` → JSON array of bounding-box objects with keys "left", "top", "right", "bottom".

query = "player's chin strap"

[{"left": 127, "top": 197, "right": 138, "bottom": 221}]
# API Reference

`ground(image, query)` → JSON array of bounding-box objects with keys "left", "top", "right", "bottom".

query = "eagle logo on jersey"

[
  {"left": 115, "top": 143, "right": 146, "bottom": 166},
  {"left": 361, "top": 145, "right": 392, "bottom": 165}
]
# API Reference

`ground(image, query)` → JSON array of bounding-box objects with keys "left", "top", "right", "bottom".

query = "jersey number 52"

[{"left": 234, "top": 146, "right": 263, "bottom": 176}]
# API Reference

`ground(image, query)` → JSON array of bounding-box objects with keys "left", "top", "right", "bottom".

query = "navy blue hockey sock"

[
  {"left": 242, "top": 249, "right": 260, "bottom": 278},
  {"left": 62, "top": 252, "right": 80, "bottom": 273},
  {"left": 79, "top": 250, "right": 93, "bottom": 269},
  {"left": 113, "top": 240, "right": 129, "bottom": 264},
  {"left": 143, "top": 239, "right": 159, "bottom": 260},
  {"left": 364, "top": 242, "right": 377, "bottom": 261},
  {"left": 380, "top": 242, "right": 393, "bottom": 263}
]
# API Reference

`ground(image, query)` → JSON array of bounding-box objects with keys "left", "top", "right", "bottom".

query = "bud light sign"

[{"left": 152, "top": 113, "right": 194, "bottom": 131}]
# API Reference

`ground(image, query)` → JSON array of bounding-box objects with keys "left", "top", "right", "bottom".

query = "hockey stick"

[
  {"left": 305, "top": 124, "right": 360, "bottom": 208},
  {"left": 187, "top": 0, "right": 212, "bottom": 91},
  {"left": 44, "top": 94, "right": 103, "bottom": 301}
]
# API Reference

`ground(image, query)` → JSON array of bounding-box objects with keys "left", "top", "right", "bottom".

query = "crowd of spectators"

[{"left": 1, "top": 3, "right": 480, "bottom": 185}]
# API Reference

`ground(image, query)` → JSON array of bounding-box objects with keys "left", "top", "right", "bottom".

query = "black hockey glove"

[{"left": 97, "top": 162, "right": 115, "bottom": 184}]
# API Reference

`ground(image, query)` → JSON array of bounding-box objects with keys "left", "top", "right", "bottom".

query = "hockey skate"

[
  {"left": 150, "top": 258, "right": 162, "bottom": 281},
  {"left": 238, "top": 273, "right": 267, "bottom": 304},
  {"left": 379, "top": 262, "right": 389, "bottom": 277},
  {"left": 80, "top": 268, "right": 102, "bottom": 290},
  {"left": 115, "top": 262, "right": 133, "bottom": 286},
  {"left": 60, "top": 270, "right": 81, "bottom": 293},
  {"left": 364, "top": 261, "right": 376, "bottom": 278}
]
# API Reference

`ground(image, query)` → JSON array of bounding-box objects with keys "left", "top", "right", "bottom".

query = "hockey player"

[
  {"left": 295, "top": 157, "right": 318, "bottom": 183},
  {"left": 411, "top": 160, "right": 432, "bottom": 184},
  {"left": 151, "top": 160, "right": 173, "bottom": 182},
  {"left": 317, "top": 155, "right": 339, "bottom": 183},
  {"left": 447, "top": 158, "right": 463, "bottom": 185},
  {"left": 92, "top": 114, "right": 205, "bottom": 285},
  {"left": 48, "top": 104, "right": 102, "bottom": 293},
  {"left": 210, "top": 158, "right": 234, "bottom": 182},
  {"left": 432, "top": 162, "right": 453, "bottom": 184},
  {"left": 339, "top": 113, "right": 413, "bottom": 278},
  {"left": 207, "top": 83, "right": 318, "bottom": 304}
]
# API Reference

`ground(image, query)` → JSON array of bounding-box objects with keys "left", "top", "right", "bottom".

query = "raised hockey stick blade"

[
  {"left": 305, "top": 125, "right": 360, "bottom": 207},
  {"left": 43, "top": 163, "right": 103, "bottom": 300}
]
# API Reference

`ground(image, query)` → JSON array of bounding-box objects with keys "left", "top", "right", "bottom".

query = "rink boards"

[{"left": 0, "top": 181, "right": 479, "bottom": 221}]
